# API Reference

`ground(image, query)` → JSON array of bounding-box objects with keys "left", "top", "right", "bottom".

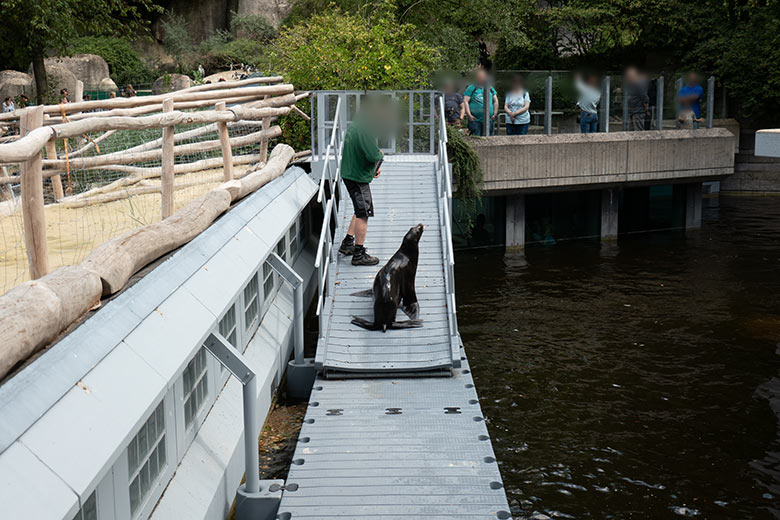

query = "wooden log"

[
  {"left": 81, "top": 188, "right": 233, "bottom": 295},
  {"left": 176, "top": 76, "right": 283, "bottom": 94},
  {"left": 0, "top": 126, "right": 53, "bottom": 163},
  {"left": 291, "top": 105, "right": 311, "bottom": 121},
  {"left": 0, "top": 265, "right": 102, "bottom": 379},
  {"left": 42, "top": 126, "right": 281, "bottom": 170},
  {"left": 20, "top": 106, "right": 48, "bottom": 279},
  {"left": 260, "top": 96, "right": 270, "bottom": 164},
  {"left": 215, "top": 101, "right": 233, "bottom": 181},
  {"left": 44, "top": 140, "right": 64, "bottom": 200},
  {"left": 68, "top": 129, "right": 116, "bottom": 157},
  {"left": 120, "top": 118, "right": 265, "bottom": 155},
  {"left": 0, "top": 166, "right": 14, "bottom": 200},
  {"left": 0, "top": 84, "right": 295, "bottom": 121},
  {"left": 161, "top": 98, "right": 175, "bottom": 219},
  {"left": 220, "top": 144, "right": 294, "bottom": 202}
]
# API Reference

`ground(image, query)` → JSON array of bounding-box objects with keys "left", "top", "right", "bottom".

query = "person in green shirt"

[{"left": 338, "top": 109, "right": 384, "bottom": 266}]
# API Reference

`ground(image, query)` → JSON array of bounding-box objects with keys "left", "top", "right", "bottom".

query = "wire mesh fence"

[{"left": 0, "top": 80, "right": 295, "bottom": 295}]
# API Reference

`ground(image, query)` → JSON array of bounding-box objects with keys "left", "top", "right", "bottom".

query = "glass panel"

[
  {"left": 182, "top": 348, "right": 209, "bottom": 430},
  {"left": 276, "top": 237, "right": 286, "bottom": 261},
  {"left": 218, "top": 306, "right": 237, "bottom": 347},
  {"left": 128, "top": 400, "right": 167, "bottom": 517},
  {"left": 243, "top": 274, "right": 260, "bottom": 329}
]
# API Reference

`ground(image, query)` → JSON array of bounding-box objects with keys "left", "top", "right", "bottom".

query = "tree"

[
  {"left": 0, "top": 0, "right": 160, "bottom": 103},
  {"left": 266, "top": 0, "right": 440, "bottom": 90}
]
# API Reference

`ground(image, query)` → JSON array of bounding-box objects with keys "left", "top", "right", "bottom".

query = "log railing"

[{"left": 0, "top": 76, "right": 310, "bottom": 380}]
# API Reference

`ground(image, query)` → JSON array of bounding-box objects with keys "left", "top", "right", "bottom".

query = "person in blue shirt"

[
  {"left": 464, "top": 68, "right": 498, "bottom": 136},
  {"left": 678, "top": 73, "right": 703, "bottom": 120}
]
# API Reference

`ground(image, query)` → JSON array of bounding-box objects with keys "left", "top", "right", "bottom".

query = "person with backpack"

[{"left": 464, "top": 68, "right": 498, "bottom": 136}]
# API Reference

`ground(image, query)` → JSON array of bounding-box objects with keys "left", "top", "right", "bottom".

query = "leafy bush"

[
  {"left": 266, "top": 0, "right": 440, "bottom": 90},
  {"left": 69, "top": 36, "right": 155, "bottom": 86},
  {"left": 201, "top": 38, "right": 267, "bottom": 71},
  {"left": 446, "top": 124, "right": 483, "bottom": 235},
  {"left": 231, "top": 11, "right": 277, "bottom": 43},
  {"left": 161, "top": 14, "right": 195, "bottom": 70}
]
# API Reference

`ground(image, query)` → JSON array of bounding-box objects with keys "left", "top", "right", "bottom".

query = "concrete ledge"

[{"left": 471, "top": 129, "right": 736, "bottom": 194}]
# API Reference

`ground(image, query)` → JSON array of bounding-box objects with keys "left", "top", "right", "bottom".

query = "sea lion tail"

[
  {"left": 350, "top": 289, "right": 374, "bottom": 298},
  {"left": 389, "top": 319, "right": 424, "bottom": 329},
  {"left": 351, "top": 316, "right": 379, "bottom": 330}
]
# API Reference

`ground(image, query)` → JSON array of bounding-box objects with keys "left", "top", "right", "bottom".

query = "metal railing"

[
  {"left": 312, "top": 91, "right": 437, "bottom": 156},
  {"left": 435, "top": 95, "right": 458, "bottom": 340},
  {"left": 314, "top": 96, "right": 345, "bottom": 338}
]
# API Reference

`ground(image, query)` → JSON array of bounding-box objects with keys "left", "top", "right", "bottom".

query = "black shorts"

[{"left": 343, "top": 178, "right": 374, "bottom": 219}]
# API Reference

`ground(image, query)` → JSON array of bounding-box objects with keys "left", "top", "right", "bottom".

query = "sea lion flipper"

[
  {"left": 351, "top": 316, "right": 379, "bottom": 330},
  {"left": 401, "top": 301, "right": 420, "bottom": 320},
  {"left": 350, "top": 289, "right": 374, "bottom": 298},
  {"left": 389, "top": 319, "right": 424, "bottom": 329}
]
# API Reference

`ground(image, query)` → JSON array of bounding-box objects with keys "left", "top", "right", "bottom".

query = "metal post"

[
  {"left": 203, "top": 332, "right": 260, "bottom": 493},
  {"left": 622, "top": 77, "right": 629, "bottom": 131},
  {"left": 544, "top": 75, "right": 552, "bottom": 135},
  {"left": 706, "top": 76, "right": 715, "bottom": 128},
  {"left": 599, "top": 76, "right": 610, "bottom": 133},
  {"left": 656, "top": 75, "right": 664, "bottom": 130},
  {"left": 721, "top": 85, "right": 728, "bottom": 119},
  {"left": 483, "top": 81, "right": 491, "bottom": 137},
  {"left": 267, "top": 253, "right": 304, "bottom": 364},
  {"left": 408, "top": 92, "right": 414, "bottom": 152},
  {"left": 309, "top": 93, "right": 315, "bottom": 158}
]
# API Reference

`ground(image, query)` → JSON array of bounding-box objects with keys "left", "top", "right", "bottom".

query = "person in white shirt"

[
  {"left": 504, "top": 75, "right": 531, "bottom": 135},
  {"left": 575, "top": 73, "right": 601, "bottom": 133},
  {"left": 2, "top": 97, "right": 14, "bottom": 113}
]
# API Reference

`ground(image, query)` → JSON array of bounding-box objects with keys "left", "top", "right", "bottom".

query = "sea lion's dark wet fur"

[{"left": 351, "top": 224, "right": 424, "bottom": 332}]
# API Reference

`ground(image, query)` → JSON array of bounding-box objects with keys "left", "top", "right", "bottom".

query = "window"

[
  {"left": 71, "top": 491, "right": 97, "bottom": 520},
  {"left": 298, "top": 214, "right": 306, "bottom": 251},
  {"left": 218, "top": 305, "right": 237, "bottom": 348},
  {"left": 276, "top": 236, "right": 287, "bottom": 262},
  {"left": 182, "top": 348, "right": 208, "bottom": 430},
  {"left": 243, "top": 274, "right": 260, "bottom": 333},
  {"left": 288, "top": 224, "right": 298, "bottom": 260},
  {"left": 128, "top": 402, "right": 167, "bottom": 517},
  {"left": 263, "top": 261, "right": 275, "bottom": 301}
]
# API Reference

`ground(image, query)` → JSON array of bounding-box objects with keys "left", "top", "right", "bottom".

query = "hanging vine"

[{"left": 445, "top": 125, "right": 483, "bottom": 235}]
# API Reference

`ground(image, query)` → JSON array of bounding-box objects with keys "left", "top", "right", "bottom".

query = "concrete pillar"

[
  {"left": 685, "top": 182, "right": 702, "bottom": 229},
  {"left": 505, "top": 194, "right": 525, "bottom": 249},
  {"left": 601, "top": 188, "right": 618, "bottom": 240}
]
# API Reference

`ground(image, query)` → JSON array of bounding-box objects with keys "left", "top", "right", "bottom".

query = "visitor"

[
  {"left": 624, "top": 66, "right": 649, "bottom": 131},
  {"left": 677, "top": 73, "right": 703, "bottom": 128},
  {"left": 337, "top": 98, "right": 386, "bottom": 266},
  {"left": 645, "top": 78, "right": 657, "bottom": 130},
  {"left": 678, "top": 99, "right": 704, "bottom": 129},
  {"left": 18, "top": 94, "right": 29, "bottom": 108},
  {"left": 575, "top": 73, "right": 601, "bottom": 133},
  {"left": 124, "top": 84, "right": 136, "bottom": 97},
  {"left": 442, "top": 79, "right": 464, "bottom": 126},
  {"left": 60, "top": 88, "right": 69, "bottom": 103},
  {"left": 2, "top": 97, "right": 14, "bottom": 113},
  {"left": 109, "top": 91, "right": 117, "bottom": 99},
  {"left": 477, "top": 37, "right": 492, "bottom": 71},
  {"left": 504, "top": 75, "right": 531, "bottom": 135},
  {"left": 83, "top": 93, "right": 91, "bottom": 102},
  {"left": 464, "top": 68, "right": 498, "bottom": 136}
]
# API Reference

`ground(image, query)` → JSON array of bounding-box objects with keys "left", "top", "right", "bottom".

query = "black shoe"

[
  {"left": 352, "top": 246, "right": 379, "bottom": 266},
  {"left": 339, "top": 236, "right": 355, "bottom": 256}
]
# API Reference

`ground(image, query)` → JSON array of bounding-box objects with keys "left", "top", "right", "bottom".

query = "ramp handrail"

[
  {"left": 314, "top": 97, "right": 345, "bottom": 337},
  {"left": 436, "top": 95, "right": 458, "bottom": 338}
]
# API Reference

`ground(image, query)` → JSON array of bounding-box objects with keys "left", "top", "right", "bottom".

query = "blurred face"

[
  {"left": 687, "top": 73, "right": 697, "bottom": 85},
  {"left": 512, "top": 77, "right": 524, "bottom": 91},
  {"left": 475, "top": 69, "right": 487, "bottom": 85}
]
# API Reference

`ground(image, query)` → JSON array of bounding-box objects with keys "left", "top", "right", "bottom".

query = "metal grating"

[
  {"left": 278, "top": 353, "right": 512, "bottom": 519},
  {"left": 317, "top": 160, "right": 457, "bottom": 375}
]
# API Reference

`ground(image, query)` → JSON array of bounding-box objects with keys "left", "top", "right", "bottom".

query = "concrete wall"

[{"left": 471, "top": 129, "right": 736, "bottom": 194}]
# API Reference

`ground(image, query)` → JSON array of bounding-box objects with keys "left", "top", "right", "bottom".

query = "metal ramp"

[
  {"left": 280, "top": 92, "right": 511, "bottom": 519},
  {"left": 315, "top": 157, "right": 459, "bottom": 376}
]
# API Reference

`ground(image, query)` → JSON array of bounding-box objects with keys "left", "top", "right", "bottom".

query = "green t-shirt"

[
  {"left": 464, "top": 84, "right": 497, "bottom": 122},
  {"left": 340, "top": 119, "right": 383, "bottom": 184}
]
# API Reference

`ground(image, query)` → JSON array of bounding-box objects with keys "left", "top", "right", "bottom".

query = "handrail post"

[
  {"left": 544, "top": 75, "right": 552, "bottom": 135},
  {"left": 215, "top": 101, "right": 234, "bottom": 181},
  {"left": 44, "top": 139, "right": 64, "bottom": 200},
  {"left": 706, "top": 76, "right": 715, "bottom": 128},
  {"left": 160, "top": 97, "right": 175, "bottom": 219},
  {"left": 656, "top": 75, "right": 664, "bottom": 130},
  {"left": 20, "top": 105, "right": 48, "bottom": 279},
  {"left": 599, "top": 76, "right": 610, "bottom": 133},
  {"left": 267, "top": 253, "right": 304, "bottom": 364}
]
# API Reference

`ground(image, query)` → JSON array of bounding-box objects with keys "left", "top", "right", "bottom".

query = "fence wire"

[{"left": 0, "top": 103, "right": 270, "bottom": 294}]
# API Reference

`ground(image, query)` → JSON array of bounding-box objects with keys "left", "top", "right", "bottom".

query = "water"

[{"left": 456, "top": 196, "right": 780, "bottom": 519}]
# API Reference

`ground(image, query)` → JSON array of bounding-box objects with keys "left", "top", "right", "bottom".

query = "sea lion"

[{"left": 351, "top": 224, "right": 424, "bottom": 332}]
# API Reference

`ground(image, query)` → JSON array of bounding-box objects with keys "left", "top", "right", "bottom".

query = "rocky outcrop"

[
  {"left": 29, "top": 54, "right": 110, "bottom": 88},
  {"left": 159, "top": 0, "right": 292, "bottom": 42},
  {"left": 0, "top": 70, "right": 33, "bottom": 101},
  {"left": 31, "top": 64, "right": 78, "bottom": 100},
  {"left": 236, "top": 0, "right": 293, "bottom": 28},
  {"left": 152, "top": 73, "right": 192, "bottom": 94},
  {"left": 98, "top": 77, "right": 118, "bottom": 92}
]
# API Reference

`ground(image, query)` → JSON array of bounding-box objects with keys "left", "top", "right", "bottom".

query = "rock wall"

[
  {"left": 160, "top": 0, "right": 292, "bottom": 42},
  {"left": 0, "top": 71, "right": 33, "bottom": 102}
]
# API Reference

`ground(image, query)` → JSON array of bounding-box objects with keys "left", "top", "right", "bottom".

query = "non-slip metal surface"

[
  {"left": 278, "top": 353, "right": 513, "bottom": 519},
  {"left": 317, "top": 160, "right": 458, "bottom": 375}
]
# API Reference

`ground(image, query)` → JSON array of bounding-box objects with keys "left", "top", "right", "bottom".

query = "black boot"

[
  {"left": 339, "top": 234, "right": 355, "bottom": 256},
  {"left": 352, "top": 245, "right": 379, "bottom": 266}
]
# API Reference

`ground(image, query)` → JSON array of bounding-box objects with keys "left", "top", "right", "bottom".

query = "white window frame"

[
  {"left": 112, "top": 392, "right": 176, "bottom": 520},
  {"left": 174, "top": 347, "right": 218, "bottom": 450},
  {"left": 242, "top": 271, "right": 262, "bottom": 340}
]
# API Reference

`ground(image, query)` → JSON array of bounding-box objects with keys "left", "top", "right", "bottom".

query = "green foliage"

[
  {"left": 273, "top": 98, "right": 312, "bottom": 152},
  {"left": 161, "top": 13, "right": 194, "bottom": 69},
  {"left": 70, "top": 36, "right": 155, "bottom": 86},
  {"left": 266, "top": 0, "right": 440, "bottom": 90},
  {"left": 202, "top": 39, "right": 267, "bottom": 72},
  {"left": 446, "top": 124, "right": 483, "bottom": 234},
  {"left": 418, "top": 24, "right": 477, "bottom": 74},
  {"left": 231, "top": 11, "right": 277, "bottom": 43}
]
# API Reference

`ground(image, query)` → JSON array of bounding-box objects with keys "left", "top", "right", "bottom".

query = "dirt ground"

[{"left": 0, "top": 166, "right": 249, "bottom": 294}]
